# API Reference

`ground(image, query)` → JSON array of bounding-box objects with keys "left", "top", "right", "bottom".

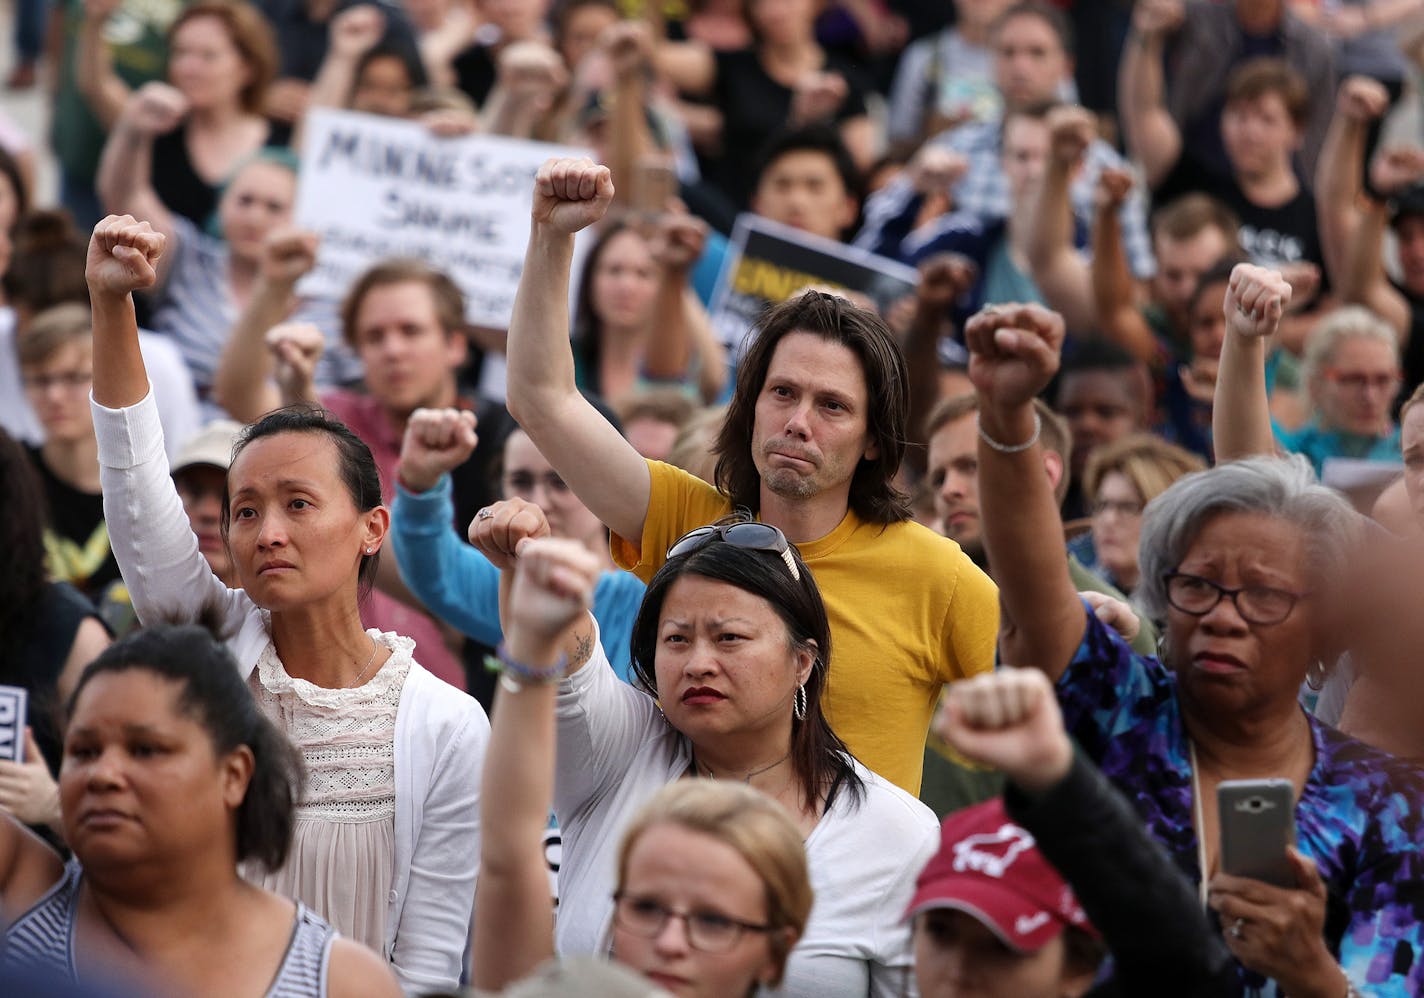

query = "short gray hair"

[
  {"left": 1302, "top": 305, "right": 1399, "bottom": 389},
  {"left": 1137, "top": 455, "right": 1359, "bottom": 621}
]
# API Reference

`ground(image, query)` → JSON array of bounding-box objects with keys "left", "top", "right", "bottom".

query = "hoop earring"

[
  {"left": 1306, "top": 659, "right": 1329, "bottom": 692},
  {"left": 793, "top": 684, "right": 807, "bottom": 721}
]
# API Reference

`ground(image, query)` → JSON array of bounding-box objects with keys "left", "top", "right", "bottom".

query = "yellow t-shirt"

[{"left": 611, "top": 460, "right": 1000, "bottom": 795}]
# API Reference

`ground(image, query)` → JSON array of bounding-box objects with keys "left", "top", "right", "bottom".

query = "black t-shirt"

[
  {"left": 3, "top": 581, "right": 104, "bottom": 776},
  {"left": 26, "top": 446, "right": 121, "bottom": 601},
  {"left": 151, "top": 120, "right": 294, "bottom": 230},
  {"left": 704, "top": 47, "right": 869, "bottom": 210},
  {"left": 258, "top": 0, "right": 421, "bottom": 81},
  {"left": 1171, "top": 162, "right": 1328, "bottom": 292}
]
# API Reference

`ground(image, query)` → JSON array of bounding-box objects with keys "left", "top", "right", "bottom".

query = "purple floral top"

[{"left": 1058, "top": 607, "right": 1424, "bottom": 996}]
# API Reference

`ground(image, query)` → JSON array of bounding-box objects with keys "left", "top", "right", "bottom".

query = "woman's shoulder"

[
  {"left": 398, "top": 651, "right": 491, "bottom": 737},
  {"left": 824, "top": 759, "right": 939, "bottom": 843}
]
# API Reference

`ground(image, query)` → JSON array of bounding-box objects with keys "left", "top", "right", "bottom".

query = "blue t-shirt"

[
  {"left": 390, "top": 476, "right": 645, "bottom": 680},
  {"left": 1057, "top": 607, "right": 1424, "bottom": 996},
  {"left": 1272, "top": 419, "right": 1401, "bottom": 479}
]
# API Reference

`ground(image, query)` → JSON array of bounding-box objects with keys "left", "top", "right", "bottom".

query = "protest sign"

[
  {"left": 709, "top": 213, "right": 919, "bottom": 356},
  {"left": 0, "top": 685, "right": 27, "bottom": 763},
  {"left": 296, "top": 109, "right": 592, "bottom": 328}
]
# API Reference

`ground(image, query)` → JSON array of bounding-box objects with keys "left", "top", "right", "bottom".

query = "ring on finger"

[
  {"left": 1229, "top": 917, "right": 1246, "bottom": 940},
  {"left": 477, "top": 507, "right": 495, "bottom": 521}
]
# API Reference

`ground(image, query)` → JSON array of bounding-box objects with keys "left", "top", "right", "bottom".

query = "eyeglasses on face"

[
  {"left": 612, "top": 893, "right": 772, "bottom": 953},
  {"left": 1162, "top": 571, "right": 1306, "bottom": 626},
  {"left": 1322, "top": 368, "right": 1402, "bottom": 394},
  {"left": 1091, "top": 498, "right": 1143, "bottom": 518},
  {"left": 666, "top": 521, "right": 800, "bottom": 581}
]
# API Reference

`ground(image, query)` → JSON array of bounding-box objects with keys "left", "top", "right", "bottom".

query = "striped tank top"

[{"left": 1, "top": 860, "right": 337, "bottom": 996}]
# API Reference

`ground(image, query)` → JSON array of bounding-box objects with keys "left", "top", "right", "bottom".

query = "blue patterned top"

[{"left": 1057, "top": 607, "right": 1424, "bottom": 997}]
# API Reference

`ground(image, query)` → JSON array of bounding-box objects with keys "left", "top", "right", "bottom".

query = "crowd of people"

[{"left": 2, "top": 0, "right": 1424, "bottom": 995}]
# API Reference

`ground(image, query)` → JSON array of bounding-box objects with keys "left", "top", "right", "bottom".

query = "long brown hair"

[{"left": 713, "top": 291, "right": 912, "bottom": 523}]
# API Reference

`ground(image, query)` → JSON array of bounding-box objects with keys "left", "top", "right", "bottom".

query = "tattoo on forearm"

[{"left": 572, "top": 631, "right": 593, "bottom": 670}]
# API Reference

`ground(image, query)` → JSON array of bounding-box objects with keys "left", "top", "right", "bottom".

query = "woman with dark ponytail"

[
  {"left": 84, "top": 214, "right": 488, "bottom": 993},
  {"left": 0, "top": 623, "right": 401, "bottom": 996}
]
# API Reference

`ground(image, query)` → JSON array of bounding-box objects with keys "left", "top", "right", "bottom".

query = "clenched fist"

[
  {"left": 86, "top": 215, "right": 166, "bottom": 297},
  {"left": 532, "top": 158, "right": 614, "bottom": 234}
]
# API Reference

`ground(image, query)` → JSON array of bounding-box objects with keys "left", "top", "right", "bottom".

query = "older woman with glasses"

[
  {"left": 1074, "top": 435, "right": 1206, "bottom": 603},
  {"left": 467, "top": 500, "right": 938, "bottom": 996},
  {"left": 1272, "top": 306, "right": 1404, "bottom": 477},
  {"left": 966, "top": 294, "right": 1424, "bottom": 996}
]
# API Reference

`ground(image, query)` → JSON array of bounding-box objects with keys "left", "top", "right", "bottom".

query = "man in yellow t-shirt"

[{"left": 504, "top": 157, "right": 999, "bottom": 794}]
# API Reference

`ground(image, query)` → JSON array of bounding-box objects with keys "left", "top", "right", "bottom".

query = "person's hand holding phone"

[{"left": 1207, "top": 849, "right": 1343, "bottom": 994}]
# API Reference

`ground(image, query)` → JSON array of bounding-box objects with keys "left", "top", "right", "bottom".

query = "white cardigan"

[{"left": 94, "top": 390, "right": 489, "bottom": 995}]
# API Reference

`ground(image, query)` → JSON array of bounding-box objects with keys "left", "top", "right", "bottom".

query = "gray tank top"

[{"left": 1, "top": 860, "right": 337, "bottom": 997}]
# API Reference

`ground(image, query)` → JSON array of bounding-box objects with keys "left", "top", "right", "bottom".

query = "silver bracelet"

[{"left": 977, "top": 410, "right": 1041, "bottom": 454}]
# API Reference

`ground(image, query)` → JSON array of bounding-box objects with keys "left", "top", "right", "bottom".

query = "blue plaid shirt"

[{"left": 857, "top": 119, "right": 1157, "bottom": 280}]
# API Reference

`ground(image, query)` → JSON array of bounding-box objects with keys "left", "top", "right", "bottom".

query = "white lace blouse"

[{"left": 243, "top": 630, "right": 412, "bottom": 954}]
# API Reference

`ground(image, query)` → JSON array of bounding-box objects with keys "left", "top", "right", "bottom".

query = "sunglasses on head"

[{"left": 666, "top": 522, "right": 801, "bottom": 581}]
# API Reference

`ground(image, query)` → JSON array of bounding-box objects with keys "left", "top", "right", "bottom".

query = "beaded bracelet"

[
  {"left": 977, "top": 410, "right": 1042, "bottom": 454},
  {"left": 484, "top": 642, "right": 568, "bottom": 687}
]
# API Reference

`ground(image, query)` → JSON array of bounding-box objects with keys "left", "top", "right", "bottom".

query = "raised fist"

[
  {"left": 1337, "top": 75, "right": 1390, "bottom": 123},
  {"left": 910, "top": 146, "right": 969, "bottom": 197},
  {"left": 329, "top": 4, "right": 387, "bottom": 59},
  {"left": 1094, "top": 166, "right": 1135, "bottom": 213},
  {"left": 468, "top": 497, "right": 552, "bottom": 571},
  {"left": 498, "top": 41, "right": 568, "bottom": 112},
  {"left": 916, "top": 253, "right": 978, "bottom": 312},
  {"left": 122, "top": 82, "right": 189, "bottom": 137},
  {"left": 1131, "top": 0, "right": 1185, "bottom": 39},
  {"left": 600, "top": 20, "right": 654, "bottom": 81},
  {"left": 934, "top": 669, "right": 1073, "bottom": 792},
  {"left": 1276, "top": 261, "right": 1320, "bottom": 312},
  {"left": 86, "top": 215, "right": 166, "bottom": 297},
  {"left": 790, "top": 72, "right": 848, "bottom": 125},
  {"left": 260, "top": 228, "right": 320, "bottom": 288},
  {"left": 399, "top": 407, "right": 479, "bottom": 493},
  {"left": 532, "top": 158, "right": 614, "bottom": 234},
  {"left": 1223, "top": 263, "right": 1292, "bottom": 341},
  {"left": 505, "top": 537, "right": 600, "bottom": 645},
  {"left": 1047, "top": 105, "right": 1096, "bottom": 169},
  {"left": 964, "top": 303, "right": 1067, "bottom": 411},
  {"left": 264, "top": 322, "right": 325, "bottom": 403},
  {"left": 1369, "top": 146, "right": 1424, "bottom": 197},
  {"left": 648, "top": 212, "right": 708, "bottom": 273}
]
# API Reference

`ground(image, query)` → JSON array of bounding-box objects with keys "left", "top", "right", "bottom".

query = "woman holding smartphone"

[{"left": 965, "top": 282, "right": 1424, "bottom": 996}]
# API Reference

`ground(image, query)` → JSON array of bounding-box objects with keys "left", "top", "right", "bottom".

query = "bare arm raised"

[
  {"left": 1212, "top": 264, "right": 1292, "bottom": 463},
  {"left": 505, "top": 158, "right": 652, "bottom": 544},
  {"left": 1118, "top": 0, "right": 1185, "bottom": 190},
  {"left": 967, "top": 303, "right": 1084, "bottom": 678}
]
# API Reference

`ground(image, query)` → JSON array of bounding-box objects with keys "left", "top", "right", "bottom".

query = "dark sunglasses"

[{"left": 666, "top": 522, "right": 801, "bottom": 581}]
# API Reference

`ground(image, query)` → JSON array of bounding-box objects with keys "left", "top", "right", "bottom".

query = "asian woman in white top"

[
  {"left": 468, "top": 498, "right": 938, "bottom": 997},
  {"left": 84, "top": 214, "right": 488, "bottom": 995}
]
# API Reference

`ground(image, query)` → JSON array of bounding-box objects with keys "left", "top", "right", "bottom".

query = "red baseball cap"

[{"left": 904, "top": 799, "right": 1098, "bottom": 952}]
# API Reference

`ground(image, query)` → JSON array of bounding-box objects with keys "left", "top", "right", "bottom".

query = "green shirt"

[{"left": 52, "top": 0, "right": 185, "bottom": 181}]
